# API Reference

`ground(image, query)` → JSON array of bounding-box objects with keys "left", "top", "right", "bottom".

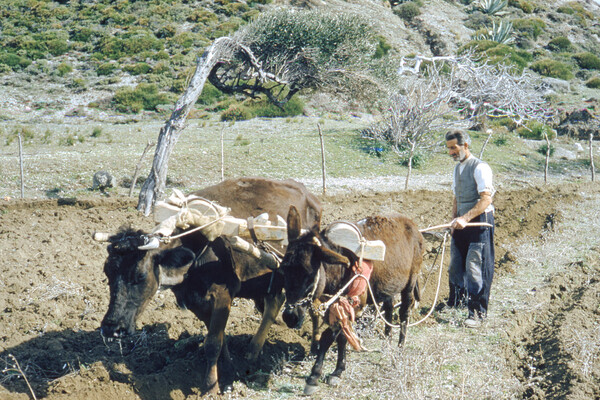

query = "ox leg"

[
  {"left": 309, "top": 307, "right": 322, "bottom": 355},
  {"left": 397, "top": 284, "right": 416, "bottom": 347},
  {"left": 326, "top": 330, "right": 347, "bottom": 387},
  {"left": 203, "top": 288, "right": 232, "bottom": 395},
  {"left": 246, "top": 291, "right": 285, "bottom": 360},
  {"left": 382, "top": 298, "right": 394, "bottom": 337},
  {"left": 304, "top": 327, "right": 336, "bottom": 395}
]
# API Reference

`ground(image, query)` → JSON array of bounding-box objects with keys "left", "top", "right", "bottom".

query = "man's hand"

[{"left": 451, "top": 216, "right": 469, "bottom": 230}]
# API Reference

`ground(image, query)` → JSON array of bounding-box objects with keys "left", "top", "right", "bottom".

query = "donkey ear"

[
  {"left": 287, "top": 205, "right": 302, "bottom": 241},
  {"left": 316, "top": 246, "right": 350, "bottom": 267}
]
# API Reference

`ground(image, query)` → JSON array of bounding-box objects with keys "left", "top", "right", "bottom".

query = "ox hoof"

[
  {"left": 326, "top": 375, "right": 341, "bottom": 387},
  {"left": 303, "top": 383, "right": 318, "bottom": 395}
]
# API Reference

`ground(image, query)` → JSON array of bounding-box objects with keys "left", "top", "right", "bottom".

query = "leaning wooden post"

[
  {"left": 317, "top": 123, "right": 326, "bottom": 195},
  {"left": 18, "top": 131, "right": 24, "bottom": 198},
  {"left": 129, "top": 140, "right": 155, "bottom": 197},
  {"left": 590, "top": 132, "right": 596, "bottom": 182},
  {"left": 479, "top": 129, "right": 493, "bottom": 160}
]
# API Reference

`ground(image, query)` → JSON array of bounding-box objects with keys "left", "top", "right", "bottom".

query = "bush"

[
  {"left": 57, "top": 62, "right": 72, "bottom": 76},
  {"left": 0, "top": 52, "right": 31, "bottom": 70},
  {"left": 374, "top": 36, "right": 392, "bottom": 59},
  {"left": 96, "top": 62, "right": 117, "bottom": 76},
  {"left": 512, "top": 18, "right": 546, "bottom": 40},
  {"left": 91, "top": 127, "right": 102, "bottom": 138},
  {"left": 547, "top": 36, "right": 572, "bottom": 52},
  {"left": 243, "top": 95, "right": 305, "bottom": 118},
  {"left": 517, "top": 121, "right": 556, "bottom": 140},
  {"left": 530, "top": 59, "right": 573, "bottom": 80},
  {"left": 585, "top": 77, "right": 600, "bottom": 89},
  {"left": 220, "top": 104, "right": 252, "bottom": 121},
  {"left": 123, "top": 62, "right": 152, "bottom": 75},
  {"left": 113, "top": 83, "right": 175, "bottom": 113},
  {"left": 508, "top": 0, "right": 534, "bottom": 13},
  {"left": 574, "top": 52, "right": 600, "bottom": 70},
  {"left": 393, "top": 2, "right": 421, "bottom": 21},
  {"left": 197, "top": 82, "right": 226, "bottom": 105},
  {"left": 537, "top": 143, "right": 555, "bottom": 156},
  {"left": 459, "top": 40, "right": 531, "bottom": 72}
]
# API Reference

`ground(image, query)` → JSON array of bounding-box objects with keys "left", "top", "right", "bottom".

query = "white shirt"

[{"left": 452, "top": 155, "right": 495, "bottom": 213}]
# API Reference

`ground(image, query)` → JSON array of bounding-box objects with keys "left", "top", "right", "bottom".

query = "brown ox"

[
  {"left": 99, "top": 178, "right": 321, "bottom": 395},
  {"left": 281, "top": 206, "right": 423, "bottom": 395}
]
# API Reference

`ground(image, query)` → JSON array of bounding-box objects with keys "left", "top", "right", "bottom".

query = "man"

[{"left": 444, "top": 129, "right": 495, "bottom": 328}]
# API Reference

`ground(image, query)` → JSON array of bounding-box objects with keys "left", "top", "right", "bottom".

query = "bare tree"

[
  {"left": 137, "top": 10, "right": 384, "bottom": 214},
  {"left": 366, "top": 53, "right": 555, "bottom": 189}
]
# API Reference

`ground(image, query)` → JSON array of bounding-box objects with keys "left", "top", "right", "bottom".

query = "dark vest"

[{"left": 455, "top": 156, "right": 485, "bottom": 217}]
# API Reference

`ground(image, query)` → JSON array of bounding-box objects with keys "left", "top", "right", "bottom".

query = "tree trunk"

[{"left": 137, "top": 38, "right": 229, "bottom": 215}]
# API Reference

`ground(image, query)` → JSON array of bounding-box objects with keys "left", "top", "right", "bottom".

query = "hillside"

[{"left": 1, "top": 0, "right": 600, "bottom": 123}]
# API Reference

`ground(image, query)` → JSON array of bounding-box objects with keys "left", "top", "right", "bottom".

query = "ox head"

[
  {"left": 281, "top": 206, "right": 349, "bottom": 329},
  {"left": 98, "top": 229, "right": 195, "bottom": 339}
]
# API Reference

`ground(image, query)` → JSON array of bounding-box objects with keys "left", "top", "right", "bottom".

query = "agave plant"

[
  {"left": 476, "top": 20, "right": 514, "bottom": 44},
  {"left": 477, "top": 0, "right": 507, "bottom": 15}
]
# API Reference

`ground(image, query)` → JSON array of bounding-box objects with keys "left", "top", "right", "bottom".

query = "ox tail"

[{"left": 413, "top": 280, "right": 421, "bottom": 305}]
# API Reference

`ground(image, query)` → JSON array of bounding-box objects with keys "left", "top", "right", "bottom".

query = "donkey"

[{"left": 280, "top": 205, "right": 423, "bottom": 394}]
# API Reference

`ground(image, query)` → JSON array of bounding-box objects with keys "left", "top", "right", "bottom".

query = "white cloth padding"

[{"left": 325, "top": 222, "right": 386, "bottom": 261}]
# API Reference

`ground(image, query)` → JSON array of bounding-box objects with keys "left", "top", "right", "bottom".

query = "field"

[{"left": 0, "top": 116, "right": 599, "bottom": 399}]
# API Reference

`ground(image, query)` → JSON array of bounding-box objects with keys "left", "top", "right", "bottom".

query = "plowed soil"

[{"left": 0, "top": 183, "right": 598, "bottom": 399}]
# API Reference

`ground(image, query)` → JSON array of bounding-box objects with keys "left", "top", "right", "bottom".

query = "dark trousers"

[{"left": 448, "top": 212, "right": 495, "bottom": 316}]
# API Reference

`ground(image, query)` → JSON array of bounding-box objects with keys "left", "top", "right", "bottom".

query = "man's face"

[{"left": 446, "top": 139, "right": 468, "bottom": 162}]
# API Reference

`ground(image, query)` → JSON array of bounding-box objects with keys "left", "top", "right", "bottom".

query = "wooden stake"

[
  {"left": 318, "top": 123, "right": 326, "bottom": 195},
  {"left": 221, "top": 124, "right": 225, "bottom": 182},
  {"left": 419, "top": 222, "right": 493, "bottom": 233},
  {"left": 18, "top": 131, "right": 24, "bottom": 199},
  {"left": 129, "top": 141, "right": 155, "bottom": 197},
  {"left": 590, "top": 132, "right": 595, "bottom": 182}
]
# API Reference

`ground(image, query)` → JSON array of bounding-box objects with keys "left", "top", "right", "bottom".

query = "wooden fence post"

[
  {"left": 318, "top": 123, "right": 326, "bottom": 195},
  {"left": 18, "top": 131, "right": 24, "bottom": 198}
]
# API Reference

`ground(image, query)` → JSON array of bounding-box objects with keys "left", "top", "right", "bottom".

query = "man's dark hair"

[{"left": 445, "top": 130, "right": 471, "bottom": 146}]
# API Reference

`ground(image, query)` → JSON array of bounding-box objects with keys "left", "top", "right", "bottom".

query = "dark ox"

[
  {"left": 99, "top": 178, "right": 321, "bottom": 395},
  {"left": 281, "top": 206, "right": 423, "bottom": 394}
]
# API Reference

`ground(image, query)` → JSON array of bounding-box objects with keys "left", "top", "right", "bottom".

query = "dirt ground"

[{"left": 0, "top": 183, "right": 598, "bottom": 399}]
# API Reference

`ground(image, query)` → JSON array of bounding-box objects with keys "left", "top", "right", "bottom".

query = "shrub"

[
  {"left": 460, "top": 40, "right": 530, "bottom": 72},
  {"left": 0, "top": 52, "right": 31, "bottom": 70},
  {"left": 374, "top": 36, "right": 392, "bottom": 59},
  {"left": 530, "top": 59, "right": 573, "bottom": 80},
  {"left": 512, "top": 18, "right": 546, "bottom": 40},
  {"left": 197, "top": 82, "right": 226, "bottom": 105},
  {"left": 585, "top": 77, "right": 600, "bottom": 89},
  {"left": 46, "top": 39, "right": 69, "bottom": 56},
  {"left": 57, "top": 62, "right": 72, "bottom": 76},
  {"left": 220, "top": 104, "right": 252, "bottom": 121},
  {"left": 574, "top": 52, "right": 600, "bottom": 70},
  {"left": 547, "top": 36, "right": 572, "bottom": 52},
  {"left": 123, "top": 62, "right": 152, "bottom": 75},
  {"left": 393, "top": 2, "right": 421, "bottom": 21},
  {"left": 243, "top": 95, "right": 305, "bottom": 118},
  {"left": 508, "top": 0, "right": 534, "bottom": 13},
  {"left": 96, "top": 62, "right": 117, "bottom": 76},
  {"left": 557, "top": 2, "right": 594, "bottom": 20},
  {"left": 517, "top": 120, "right": 556, "bottom": 140},
  {"left": 91, "top": 127, "right": 102, "bottom": 138},
  {"left": 113, "top": 83, "right": 175, "bottom": 113},
  {"left": 537, "top": 143, "right": 555, "bottom": 156}
]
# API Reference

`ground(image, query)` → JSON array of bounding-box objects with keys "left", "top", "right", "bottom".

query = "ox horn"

[
  {"left": 138, "top": 235, "right": 160, "bottom": 250},
  {"left": 92, "top": 232, "right": 112, "bottom": 242},
  {"left": 312, "top": 236, "right": 322, "bottom": 247}
]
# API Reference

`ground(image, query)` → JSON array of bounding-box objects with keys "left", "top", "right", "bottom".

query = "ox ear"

[
  {"left": 157, "top": 247, "right": 195, "bottom": 287},
  {"left": 315, "top": 244, "right": 350, "bottom": 267},
  {"left": 287, "top": 205, "right": 302, "bottom": 241}
]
